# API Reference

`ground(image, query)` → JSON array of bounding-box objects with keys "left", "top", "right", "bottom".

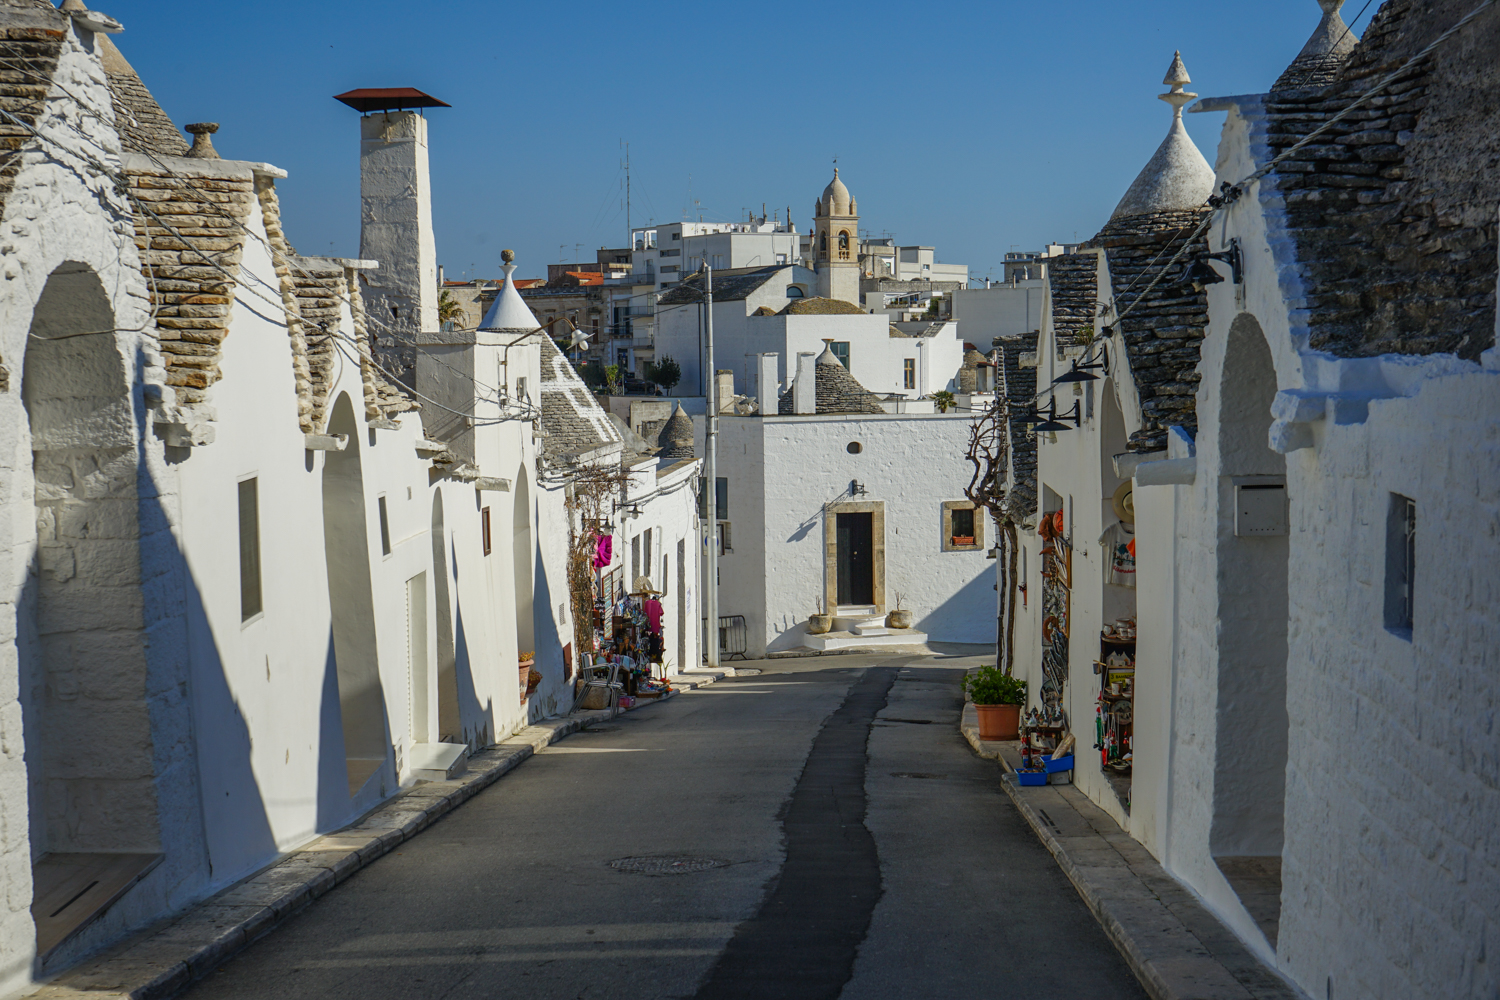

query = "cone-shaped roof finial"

[{"left": 1109, "top": 52, "right": 1214, "bottom": 220}]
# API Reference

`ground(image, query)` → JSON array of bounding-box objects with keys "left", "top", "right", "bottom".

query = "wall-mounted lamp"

[
  {"left": 1033, "top": 397, "right": 1081, "bottom": 432},
  {"left": 1180, "top": 238, "right": 1243, "bottom": 291},
  {"left": 1053, "top": 344, "right": 1109, "bottom": 385},
  {"left": 851, "top": 480, "right": 868, "bottom": 497}
]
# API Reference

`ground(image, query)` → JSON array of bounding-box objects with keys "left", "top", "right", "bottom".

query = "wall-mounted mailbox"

[{"left": 1234, "top": 479, "right": 1288, "bottom": 536}]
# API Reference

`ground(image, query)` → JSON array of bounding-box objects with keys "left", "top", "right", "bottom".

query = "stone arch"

[
  {"left": 512, "top": 467, "right": 535, "bottom": 659},
  {"left": 430, "top": 490, "right": 460, "bottom": 741},
  {"left": 1210, "top": 313, "right": 1290, "bottom": 938},
  {"left": 320, "top": 392, "right": 390, "bottom": 799},
  {"left": 19, "top": 261, "right": 159, "bottom": 945}
]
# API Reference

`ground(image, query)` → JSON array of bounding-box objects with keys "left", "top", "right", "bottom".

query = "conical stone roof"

[
  {"left": 777, "top": 345, "right": 887, "bottom": 415},
  {"left": 661, "top": 403, "right": 695, "bottom": 458},
  {"left": 1110, "top": 52, "right": 1215, "bottom": 221},
  {"left": 1273, "top": 0, "right": 1359, "bottom": 92},
  {"left": 479, "top": 251, "right": 540, "bottom": 332}
]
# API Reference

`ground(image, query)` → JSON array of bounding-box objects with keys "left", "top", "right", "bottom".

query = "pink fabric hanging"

[{"left": 593, "top": 534, "right": 613, "bottom": 570}]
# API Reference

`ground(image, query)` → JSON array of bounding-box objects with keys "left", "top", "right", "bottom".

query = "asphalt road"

[{"left": 182, "top": 653, "right": 1146, "bottom": 1000}]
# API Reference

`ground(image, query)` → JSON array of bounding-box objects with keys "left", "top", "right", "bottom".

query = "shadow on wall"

[
  {"left": 451, "top": 598, "right": 493, "bottom": 750},
  {"left": 919, "top": 570, "right": 1001, "bottom": 644},
  {"left": 529, "top": 532, "right": 567, "bottom": 723}
]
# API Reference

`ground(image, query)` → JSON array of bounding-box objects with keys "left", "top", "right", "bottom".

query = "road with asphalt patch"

[{"left": 182, "top": 653, "right": 1145, "bottom": 999}]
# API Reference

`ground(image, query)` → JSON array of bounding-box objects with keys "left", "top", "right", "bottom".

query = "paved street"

[{"left": 183, "top": 654, "right": 1145, "bottom": 999}]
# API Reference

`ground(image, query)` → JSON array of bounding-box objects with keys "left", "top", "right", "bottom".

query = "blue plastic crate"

[
  {"left": 1016, "top": 769, "right": 1048, "bottom": 786},
  {"left": 1045, "top": 754, "right": 1075, "bottom": 774}
]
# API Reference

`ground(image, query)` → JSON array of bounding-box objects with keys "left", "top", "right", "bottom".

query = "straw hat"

[{"left": 1111, "top": 482, "right": 1135, "bottom": 524}]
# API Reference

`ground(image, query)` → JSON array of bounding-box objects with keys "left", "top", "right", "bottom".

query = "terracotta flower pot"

[
  {"left": 518, "top": 659, "right": 535, "bottom": 698},
  {"left": 807, "top": 613, "right": 833, "bottom": 635},
  {"left": 886, "top": 609, "right": 913, "bottom": 629},
  {"left": 975, "top": 703, "right": 1021, "bottom": 741}
]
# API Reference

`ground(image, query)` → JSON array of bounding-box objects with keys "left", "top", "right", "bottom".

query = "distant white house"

[
  {"left": 701, "top": 347, "right": 994, "bottom": 658},
  {"left": 653, "top": 264, "right": 967, "bottom": 403}
]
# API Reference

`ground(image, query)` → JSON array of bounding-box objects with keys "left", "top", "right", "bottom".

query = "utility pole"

[
  {"left": 624, "top": 140, "right": 631, "bottom": 248},
  {"left": 703, "top": 263, "right": 719, "bottom": 668}
]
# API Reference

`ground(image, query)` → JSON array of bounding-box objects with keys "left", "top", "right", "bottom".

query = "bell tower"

[{"left": 813, "top": 167, "right": 860, "bottom": 305}]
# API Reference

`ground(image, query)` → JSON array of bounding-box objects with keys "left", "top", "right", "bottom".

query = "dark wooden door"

[{"left": 836, "top": 512, "right": 874, "bottom": 606}]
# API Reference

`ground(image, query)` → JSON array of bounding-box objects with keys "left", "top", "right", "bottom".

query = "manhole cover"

[
  {"left": 610, "top": 856, "right": 728, "bottom": 875},
  {"left": 891, "top": 772, "right": 948, "bottom": 780}
]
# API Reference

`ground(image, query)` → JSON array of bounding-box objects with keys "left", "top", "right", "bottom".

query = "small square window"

[{"left": 830, "top": 342, "right": 850, "bottom": 369}]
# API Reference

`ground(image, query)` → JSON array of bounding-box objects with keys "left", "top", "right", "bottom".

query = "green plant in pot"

[{"left": 965, "top": 666, "right": 1026, "bottom": 740}]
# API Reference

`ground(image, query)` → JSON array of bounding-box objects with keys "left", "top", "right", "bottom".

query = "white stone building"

[
  {"left": 999, "top": 6, "right": 1500, "bottom": 998},
  {"left": 653, "top": 264, "right": 967, "bottom": 403},
  {"left": 703, "top": 347, "right": 995, "bottom": 658},
  {"left": 0, "top": 6, "right": 650, "bottom": 992}
]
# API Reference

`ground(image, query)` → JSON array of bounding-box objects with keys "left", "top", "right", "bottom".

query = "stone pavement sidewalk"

[
  {"left": 24, "top": 669, "right": 731, "bottom": 1000},
  {"left": 960, "top": 704, "right": 1303, "bottom": 1000}
]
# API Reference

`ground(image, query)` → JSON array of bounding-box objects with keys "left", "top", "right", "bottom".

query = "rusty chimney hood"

[{"left": 333, "top": 87, "right": 451, "bottom": 114}]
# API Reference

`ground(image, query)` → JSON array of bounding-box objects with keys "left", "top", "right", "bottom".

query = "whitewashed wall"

[{"left": 706, "top": 413, "right": 994, "bottom": 658}]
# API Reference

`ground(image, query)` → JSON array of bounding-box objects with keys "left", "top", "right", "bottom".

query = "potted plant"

[
  {"left": 807, "top": 597, "right": 833, "bottom": 635},
  {"left": 518, "top": 650, "right": 535, "bottom": 698},
  {"left": 886, "top": 590, "right": 913, "bottom": 630},
  {"left": 965, "top": 666, "right": 1026, "bottom": 740}
]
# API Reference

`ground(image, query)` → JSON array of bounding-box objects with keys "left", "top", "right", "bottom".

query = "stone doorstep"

[
  {"left": 958, "top": 710, "right": 1304, "bottom": 1000},
  {"left": 24, "top": 670, "right": 728, "bottom": 1000}
]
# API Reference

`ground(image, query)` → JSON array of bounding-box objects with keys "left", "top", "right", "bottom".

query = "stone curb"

[
  {"left": 26, "top": 669, "right": 728, "bottom": 1000},
  {"left": 960, "top": 715, "right": 1304, "bottom": 1000}
]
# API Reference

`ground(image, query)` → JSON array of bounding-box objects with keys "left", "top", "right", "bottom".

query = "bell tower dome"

[{"left": 813, "top": 167, "right": 860, "bottom": 305}]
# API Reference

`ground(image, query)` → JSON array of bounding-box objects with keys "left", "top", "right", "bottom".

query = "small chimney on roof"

[{"left": 184, "top": 122, "right": 219, "bottom": 159}]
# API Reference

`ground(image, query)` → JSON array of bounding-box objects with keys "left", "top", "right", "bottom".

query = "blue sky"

[{"left": 101, "top": 0, "right": 1374, "bottom": 282}]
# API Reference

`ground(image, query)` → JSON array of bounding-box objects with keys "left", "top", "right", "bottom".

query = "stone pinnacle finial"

[
  {"left": 1318, "top": 0, "right": 1345, "bottom": 12},
  {"left": 184, "top": 123, "right": 220, "bottom": 159},
  {"left": 501, "top": 249, "right": 515, "bottom": 263},
  {"left": 59, "top": 0, "right": 87, "bottom": 11},
  {"left": 1158, "top": 52, "right": 1198, "bottom": 119}
]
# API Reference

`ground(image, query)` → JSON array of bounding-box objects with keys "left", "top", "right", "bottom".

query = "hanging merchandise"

[{"left": 593, "top": 533, "right": 613, "bottom": 570}]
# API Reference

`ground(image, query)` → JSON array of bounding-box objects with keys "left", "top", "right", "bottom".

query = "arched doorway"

[
  {"left": 1211, "top": 314, "right": 1289, "bottom": 946},
  {"left": 320, "top": 393, "right": 389, "bottom": 800},
  {"left": 19, "top": 261, "right": 160, "bottom": 956},
  {"left": 431, "top": 491, "right": 460, "bottom": 741}
]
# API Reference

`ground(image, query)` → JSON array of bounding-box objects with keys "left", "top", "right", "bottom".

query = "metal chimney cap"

[{"left": 333, "top": 88, "right": 451, "bottom": 114}]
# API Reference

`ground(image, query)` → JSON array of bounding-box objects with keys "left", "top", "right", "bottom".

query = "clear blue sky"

[{"left": 101, "top": 0, "right": 1373, "bottom": 283}]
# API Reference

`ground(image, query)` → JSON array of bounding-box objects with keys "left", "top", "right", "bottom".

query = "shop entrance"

[{"left": 836, "top": 512, "right": 874, "bottom": 606}]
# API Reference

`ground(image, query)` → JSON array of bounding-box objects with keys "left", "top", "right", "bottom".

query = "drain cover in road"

[
  {"left": 610, "top": 856, "right": 728, "bottom": 875},
  {"left": 891, "top": 772, "right": 948, "bottom": 779}
]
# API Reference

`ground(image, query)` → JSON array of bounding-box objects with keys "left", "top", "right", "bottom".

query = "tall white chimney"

[
  {"left": 756, "top": 353, "right": 779, "bottom": 416},
  {"left": 338, "top": 88, "right": 450, "bottom": 377},
  {"left": 794, "top": 352, "right": 817, "bottom": 415}
]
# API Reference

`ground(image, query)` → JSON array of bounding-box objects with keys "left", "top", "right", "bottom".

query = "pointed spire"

[
  {"left": 1158, "top": 50, "right": 1197, "bottom": 120},
  {"left": 478, "top": 249, "right": 541, "bottom": 332},
  {"left": 1109, "top": 52, "right": 1215, "bottom": 220}
]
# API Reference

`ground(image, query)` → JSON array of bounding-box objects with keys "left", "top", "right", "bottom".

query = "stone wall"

[{"left": 1265, "top": 0, "right": 1500, "bottom": 360}]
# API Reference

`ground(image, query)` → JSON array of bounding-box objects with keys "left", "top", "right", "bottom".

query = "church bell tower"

[{"left": 813, "top": 167, "right": 860, "bottom": 305}]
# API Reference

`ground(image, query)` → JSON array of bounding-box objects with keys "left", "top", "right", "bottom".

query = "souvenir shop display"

[
  {"left": 1017, "top": 705, "right": 1074, "bottom": 785},
  {"left": 1095, "top": 617, "right": 1135, "bottom": 774},
  {"left": 578, "top": 574, "right": 674, "bottom": 706}
]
